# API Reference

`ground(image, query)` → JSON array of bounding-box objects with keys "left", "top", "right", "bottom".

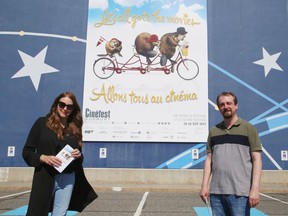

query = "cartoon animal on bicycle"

[
  {"left": 159, "top": 27, "right": 187, "bottom": 68},
  {"left": 93, "top": 27, "right": 199, "bottom": 81},
  {"left": 134, "top": 33, "right": 160, "bottom": 65},
  {"left": 105, "top": 38, "right": 123, "bottom": 57}
]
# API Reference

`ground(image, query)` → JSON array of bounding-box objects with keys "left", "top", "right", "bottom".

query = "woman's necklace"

[{"left": 60, "top": 122, "right": 67, "bottom": 128}]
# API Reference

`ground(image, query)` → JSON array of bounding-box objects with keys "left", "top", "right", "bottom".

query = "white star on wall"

[
  {"left": 253, "top": 47, "right": 283, "bottom": 77},
  {"left": 11, "top": 46, "right": 59, "bottom": 91}
]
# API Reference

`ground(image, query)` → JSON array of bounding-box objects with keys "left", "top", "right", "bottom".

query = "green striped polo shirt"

[{"left": 207, "top": 118, "right": 262, "bottom": 196}]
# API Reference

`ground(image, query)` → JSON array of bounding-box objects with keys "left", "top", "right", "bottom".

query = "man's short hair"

[{"left": 216, "top": 92, "right": 238, "bottom": 106}]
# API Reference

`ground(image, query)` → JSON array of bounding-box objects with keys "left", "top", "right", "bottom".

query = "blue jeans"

[
  {"left": 210, "top": 194, "right": 250, "bottom": 216},
  {"left": 51, "top": 172, "right": 75, "bottom": 216}
]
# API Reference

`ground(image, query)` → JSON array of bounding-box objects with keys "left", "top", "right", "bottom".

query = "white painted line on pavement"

[
  {"left": 134, "top": 191, "right": 149, "bottom": 216},
  {"left": 0, "top": 190, "right": 31, "bottom": 200},
  {"left": 112, "top": 187, "right": 122, "bottom": 191},
  {"left": 260, "top": 193, "right": 288, "bottom": 205}
]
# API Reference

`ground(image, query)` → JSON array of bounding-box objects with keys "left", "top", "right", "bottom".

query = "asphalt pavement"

[{"left": 0, "top": 189, "right": 287, "bottom": 215}]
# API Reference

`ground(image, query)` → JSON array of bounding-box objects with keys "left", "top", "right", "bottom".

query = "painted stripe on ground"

[
  {"left": 0, "top": 205, "right": 78, "bottom": 216},
  {"left": 1, "top": 205, "right": 267, "bottom": 216},
  {"left": 193, "top": 207, "right": 267, "bottom": 216}
]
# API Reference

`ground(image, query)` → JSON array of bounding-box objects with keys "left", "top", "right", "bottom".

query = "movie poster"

[{"left": 82, "top": 0, "right": 208, "bottom": 142}]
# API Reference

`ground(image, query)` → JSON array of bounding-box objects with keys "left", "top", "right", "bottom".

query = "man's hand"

[
  {"left": 249, "top": 187, "right": 260, "bottom": 207},
  {"left": 199, "top": 186, "right": 209, "bottom": 204}
]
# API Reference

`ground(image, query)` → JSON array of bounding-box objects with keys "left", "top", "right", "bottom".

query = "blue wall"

[{"left": 0, "top": 0, "right": 287, "bottom": 170}]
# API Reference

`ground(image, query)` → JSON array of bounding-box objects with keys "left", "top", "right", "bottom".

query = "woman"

[{"left": 22, "top": 92, "right": 97, "bottom": 216}]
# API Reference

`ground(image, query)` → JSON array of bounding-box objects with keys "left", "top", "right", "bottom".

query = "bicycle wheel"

[
  {"left": 177, "top": 59, "right": 199, "bottom": 80},
  {"left": 93, "top": 58, "right": 115, "bottom": 79}
]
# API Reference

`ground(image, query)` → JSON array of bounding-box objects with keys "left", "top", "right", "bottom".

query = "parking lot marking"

[
  {"left": 0, "top": 205, "right": 269, "bottom": 216},
  {"left": 0, "top": 205, "right": 78, "bottom": 216},
  {"left": 193, "top": 207, "right": 267, "bottom": 216},
  {"left": 260, "top": 192, "right": 288, "bottom": 205},
  {"left": 134, "top": 191, "right": 149, "bottom": 216},
  {"left": 0, "top": 191, "right": 30, "bottom": 200}
]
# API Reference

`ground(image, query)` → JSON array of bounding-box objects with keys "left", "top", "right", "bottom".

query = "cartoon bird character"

[
  {"left": 159, "top": 27, "right": 187, "bottom": 68},
  {"left": 134, "top": 33, "right": 160, "bottom": 64},
  {"left": 105, "top": 38, "right": 123, "bottom": 57}
]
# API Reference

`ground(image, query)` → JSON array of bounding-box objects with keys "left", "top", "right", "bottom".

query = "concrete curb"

[
  {"left": 0, "top": 182, "right": 287, "bottom": 194},
  {"left": 0, "top": 168, "right": 287, "bottom": 193}
]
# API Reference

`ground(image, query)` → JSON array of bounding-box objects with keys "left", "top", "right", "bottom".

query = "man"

[{"left": 199, "top": 92, "right": 262, "bottom": 216}]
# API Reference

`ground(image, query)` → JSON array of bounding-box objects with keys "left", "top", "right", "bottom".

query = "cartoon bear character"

[
  {"left": 159, "top": 27, "right": 187, "bottom": 67},
  {"left": 105, "top": 38, "right": 123, "bottom": 57},
  {"left": 135, "top": 33, "right": 160, "bottom": 64}
]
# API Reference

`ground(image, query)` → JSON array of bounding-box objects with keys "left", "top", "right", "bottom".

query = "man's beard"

[{"left": 222, "top": 110, "right": 232, "bottom": 119}]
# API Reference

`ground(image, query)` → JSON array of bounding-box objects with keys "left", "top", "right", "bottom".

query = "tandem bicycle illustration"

[{"left": 93, "top": 46, "right": 199, "bottom": 81}]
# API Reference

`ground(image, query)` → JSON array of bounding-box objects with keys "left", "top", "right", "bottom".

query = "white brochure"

[{"left": 54, "top": 144, "right": 74, "bottom": 173}]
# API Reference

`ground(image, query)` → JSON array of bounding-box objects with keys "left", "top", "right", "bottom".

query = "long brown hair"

[{"left": 46, "top": 92, "right": 83, "bottom": 146}]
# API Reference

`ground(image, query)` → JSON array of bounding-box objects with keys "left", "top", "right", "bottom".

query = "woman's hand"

[
  {"left": 40, "top": 155, "right": 62, "bottom": 167},
  {"left": 71, "top": 149, "right": 82, "bottom": 159}
]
